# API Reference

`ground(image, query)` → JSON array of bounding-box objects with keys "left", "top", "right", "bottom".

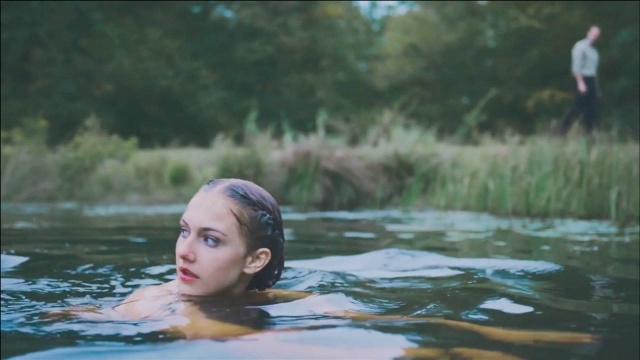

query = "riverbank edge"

[{"left": 3, "top": 126, "right": 637, "bottom": 224}]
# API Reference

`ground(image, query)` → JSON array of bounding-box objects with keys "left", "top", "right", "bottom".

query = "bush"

[
  {"left": 0, "top": 117, "right": 57, "bottom": 201},
  {"left": 168, "top": 161, "right": 192, "bottom": 188},
  {"left": 56, "top": 115, "right": 138, "bottom": 199}
]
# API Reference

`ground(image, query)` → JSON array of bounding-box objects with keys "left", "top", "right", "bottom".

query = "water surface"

[{"left": 2, "top": 203, "right": 638, "bottom": 359}]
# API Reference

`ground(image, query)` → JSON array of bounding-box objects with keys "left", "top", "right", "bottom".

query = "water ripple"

[
  {"left": 1, "top": 254, "right": 29, "bottom": 270},
  {"left": 288, "top": 248, "right": 562, "bottom": 277}
]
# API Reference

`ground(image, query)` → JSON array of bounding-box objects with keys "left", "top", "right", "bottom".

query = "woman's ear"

[{"left": 243, "top": 248, "right": 271, "bottom": 275}]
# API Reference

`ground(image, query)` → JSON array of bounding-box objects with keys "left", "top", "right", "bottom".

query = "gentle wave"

[
  {"left": 287, "top": 248, "right": 562, "bottom": 277},
  {"left": 10, "top": 327, "right": 413, "bottom": 360},
  {"left": 1, "top": 254, "right": 29, "bottom": 270},
  {"left": 2, "top": 203, "right": 636, "bottom": 239}
]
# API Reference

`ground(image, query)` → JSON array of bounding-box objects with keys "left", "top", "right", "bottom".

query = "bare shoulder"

[
  {"left": 115, "top": 282, "right": 177, "bottom": 320},
  {"left": 127, "top": 281, "right": 174, "bottom": 300},
  {"left": 44, "top": 284, "right": 170, "bottom": 322}
]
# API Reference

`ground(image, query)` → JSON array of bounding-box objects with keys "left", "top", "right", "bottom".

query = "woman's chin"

[{"left": 176, "top": 282, "right": 198, "bottom": 295}]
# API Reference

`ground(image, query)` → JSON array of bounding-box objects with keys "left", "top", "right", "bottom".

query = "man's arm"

[{"left": 574, "top": 73, "right": 587, "bottom": 94}]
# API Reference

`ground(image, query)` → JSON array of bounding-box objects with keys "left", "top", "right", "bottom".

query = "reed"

[
  {"left": 425, "top": 136, "right": 639, "bottom": 223},
  {"left": 2, "top": 116, "right": 637, "bottom": 224}
]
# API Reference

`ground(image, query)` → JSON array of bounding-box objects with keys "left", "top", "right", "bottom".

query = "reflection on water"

[{"left": 1, "top": 203, "right": 638, "bottom": 359}]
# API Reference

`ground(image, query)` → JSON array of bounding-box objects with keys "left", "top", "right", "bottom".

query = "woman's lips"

[{"left": 178, "top": 266, "right": 199, "bottom": 282}]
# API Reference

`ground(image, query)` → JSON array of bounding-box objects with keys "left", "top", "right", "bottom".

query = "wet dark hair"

[{"left": 201, "top": 178, "right": 285, "bottom": 291}]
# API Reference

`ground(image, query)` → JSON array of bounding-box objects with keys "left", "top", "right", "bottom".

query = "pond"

[{"left": 1, "top": 203, "right": 638, "bottom": 359}]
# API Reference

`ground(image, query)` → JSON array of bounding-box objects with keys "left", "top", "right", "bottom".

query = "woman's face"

[{"left": 175, "top": 189, "right": 253, "bottom": 297}]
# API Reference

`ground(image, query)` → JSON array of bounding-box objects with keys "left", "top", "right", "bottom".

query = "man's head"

[{"left": 587, "top": 25, "right": 601, "bottom": 44}]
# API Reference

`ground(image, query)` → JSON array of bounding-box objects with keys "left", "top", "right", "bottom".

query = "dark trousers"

[{"left": 561, "top": 76, "right": 597, "bottom": 134}]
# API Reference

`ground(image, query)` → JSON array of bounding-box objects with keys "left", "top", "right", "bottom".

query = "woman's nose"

[{"left": 176, "top": 237, "right": 196, "bottom": 262}]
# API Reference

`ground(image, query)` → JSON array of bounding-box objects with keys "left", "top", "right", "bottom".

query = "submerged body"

[
  {"left": 56, "top": 280, "right": 596, "bottom": 360},
  {"left": 49, "top": 179, "right": 599, "bottom": 359},
  {"left": 111, "top": 280, "right": 313, "bottom": 338}
]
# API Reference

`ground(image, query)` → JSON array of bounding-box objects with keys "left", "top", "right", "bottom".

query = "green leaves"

[{"left": 1, "top": 1, "right": 638, "bottom": 144}]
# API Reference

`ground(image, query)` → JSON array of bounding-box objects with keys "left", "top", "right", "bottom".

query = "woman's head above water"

[{"left": 175, "top": 178, "right": 285, "bottom": 297}]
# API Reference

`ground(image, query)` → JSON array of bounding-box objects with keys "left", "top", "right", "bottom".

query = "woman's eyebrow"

[
  {"left": 201, "top": 227, "right": 228, "bottom": 237},
  {"left": 180, "top": 219, "right": 228, "bottom": 237}
]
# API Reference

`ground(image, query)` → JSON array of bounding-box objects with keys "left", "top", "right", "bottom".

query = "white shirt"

[{"left": 571, "top": 38, "right": 599, "bottom": 77}]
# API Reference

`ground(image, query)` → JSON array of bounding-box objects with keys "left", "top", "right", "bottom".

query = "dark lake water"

[{"left": 1, "top": 203, "right": 638, "bottom": 359}]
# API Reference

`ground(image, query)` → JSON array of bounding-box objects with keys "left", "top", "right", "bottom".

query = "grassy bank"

[{"left": 2, "top": 116, "right": 638, "bottom": 224}]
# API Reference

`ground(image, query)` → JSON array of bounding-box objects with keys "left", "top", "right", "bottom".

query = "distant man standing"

[{"left": 561, "top": 25, "right": 601, "bottom": 135}]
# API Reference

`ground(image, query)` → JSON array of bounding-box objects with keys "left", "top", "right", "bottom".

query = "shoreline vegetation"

[{"left": 1, "top": 115, "right": 638, "bottom": 225}]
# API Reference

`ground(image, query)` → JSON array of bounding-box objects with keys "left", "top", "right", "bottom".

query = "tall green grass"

[
  {"left": 2, "top": 114, "right": 638, "bottom": 224},
  {"left": 426, "top": 136, "right": 639, "bottom": 224}
]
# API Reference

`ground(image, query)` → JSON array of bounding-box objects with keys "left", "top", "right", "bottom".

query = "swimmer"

[{"left": 52, "top": 178, "right": 599, "bottom": 359}]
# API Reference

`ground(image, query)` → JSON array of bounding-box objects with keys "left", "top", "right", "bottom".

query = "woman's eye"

[
  {"left": 180, "top": 228, "right": 188, "bottom": 237},
  {"left": 203, "top": 236, "right": 219, "bottom": 247}
]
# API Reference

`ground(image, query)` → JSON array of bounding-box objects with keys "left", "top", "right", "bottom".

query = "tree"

[{"left": 369, "top": 1, "right": 639, "bottom": 137}]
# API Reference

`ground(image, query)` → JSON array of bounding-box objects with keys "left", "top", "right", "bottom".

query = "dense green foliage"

[{"left": 2, "top": 1, "right": 638, "bottom": 146}]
